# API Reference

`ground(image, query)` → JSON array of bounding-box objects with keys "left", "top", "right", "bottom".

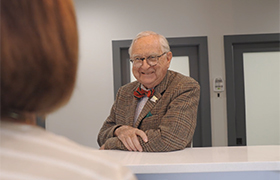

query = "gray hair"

[{"left": 128, "top": 31, "right": 170, "bottom": 56}]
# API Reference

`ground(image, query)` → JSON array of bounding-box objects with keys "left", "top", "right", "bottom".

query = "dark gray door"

[
  {"left": 113, "top": 36, "right": 211, "bottom": 147},
  {"left": 224, "top": 33, "right": 280, "bottom": 146}
]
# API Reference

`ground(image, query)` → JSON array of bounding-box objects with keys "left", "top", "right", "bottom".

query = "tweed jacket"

[{"left": 97, "top": 70, "right": 200, "bottom": 152}]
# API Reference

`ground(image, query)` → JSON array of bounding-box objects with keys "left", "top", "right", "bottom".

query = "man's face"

[{"left": 131, "top": 35, "right": 172, "bottom": 89}]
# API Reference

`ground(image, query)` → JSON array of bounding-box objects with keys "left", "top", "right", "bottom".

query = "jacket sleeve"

[
  {"left": 97, "top": 89, "right": 122, "bottom": 147},
  {"left": 141, "top": 80, "right": 200, "bottom": 152},
  {"left": 99, "top": 77, "right": 200, "bottom": 152}
]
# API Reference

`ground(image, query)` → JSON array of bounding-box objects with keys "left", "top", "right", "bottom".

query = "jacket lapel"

[
  {"left": 134, "top": 91, "right": 161, "bottom": 127},
  {"left": 134, "top": 71, "right": 172, "bottom": 128},
  {"left": 128, "top": 85, "right": 139, "bottom": 127}
]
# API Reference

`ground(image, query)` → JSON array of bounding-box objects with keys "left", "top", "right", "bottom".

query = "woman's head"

[{"left": 1, "top": 0, "right": 78, "bottom": 117}]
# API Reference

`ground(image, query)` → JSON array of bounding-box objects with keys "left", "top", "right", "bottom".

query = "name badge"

[{"left": 150, "top": 95, "right": 158, "bottom": 103}]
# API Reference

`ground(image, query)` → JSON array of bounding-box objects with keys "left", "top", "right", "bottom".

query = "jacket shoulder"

[
  {"left": 117, "top": 81, "right": 139, "bottom": 94},
  {"left": 169, "top": 71, "right": 200, "bottom": 89}
]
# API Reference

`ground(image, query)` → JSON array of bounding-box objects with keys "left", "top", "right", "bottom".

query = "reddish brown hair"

[{"left": 1, "top": 0, "right": 78, "bottom": 116}]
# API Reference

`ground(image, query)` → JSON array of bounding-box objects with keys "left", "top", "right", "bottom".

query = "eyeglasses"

[{"left": 130, "top": 52, "right": 167, "bottom": 67}]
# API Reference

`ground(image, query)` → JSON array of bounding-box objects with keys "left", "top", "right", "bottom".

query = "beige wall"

[{"left": 46, "top": 0, "right": 280, "bottom": 148}]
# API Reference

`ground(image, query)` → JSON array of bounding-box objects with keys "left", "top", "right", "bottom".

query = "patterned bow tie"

[{"left": 134, "top": 87, "right": 155, "bottom": 99}]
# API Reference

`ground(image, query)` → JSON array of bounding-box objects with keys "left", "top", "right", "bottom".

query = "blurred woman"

[{"left": 0, "top": 0, "right": 136, "bottom": 179}]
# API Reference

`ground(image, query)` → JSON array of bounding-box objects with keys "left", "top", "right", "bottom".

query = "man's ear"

[
  {"left": 167, "top": 51, "right": 172, "bottom": 61},
  {"left": 166, "top": 51, "right": 173, "bottom": 67}
]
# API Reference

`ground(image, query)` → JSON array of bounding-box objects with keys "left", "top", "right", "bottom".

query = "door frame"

[
  {"left": 224, "top": 33, "right": 280, "bottom": 146},
  {"left": 112, "top": 36, "right": 212, "bottom": 147}
]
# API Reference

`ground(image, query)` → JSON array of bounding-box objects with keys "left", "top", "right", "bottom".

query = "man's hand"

[
  {"left": 114, "top": 125, "right": 148, "bottom": 152},
  {"left": 99, "top": 144, "right": 105, "bottom": 150}
]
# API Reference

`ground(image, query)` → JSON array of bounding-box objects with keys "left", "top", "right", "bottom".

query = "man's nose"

[{"left": 141, "top": 59, "right": 150, "bottom": 69}]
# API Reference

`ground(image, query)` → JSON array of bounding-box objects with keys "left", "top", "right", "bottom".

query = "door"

[
  {"left": 224, "top": 33, "right": 280, "bottom": 146},
  {"left": 112, "top": 36, "right": 211, "bottom": 147}
]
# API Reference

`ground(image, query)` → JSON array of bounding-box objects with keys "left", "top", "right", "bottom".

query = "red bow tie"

[{"left": 134, "top": 87, "right": 155, "bottom": 99}]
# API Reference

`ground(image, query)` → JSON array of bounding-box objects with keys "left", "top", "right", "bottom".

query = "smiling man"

[{"left": 98, "top": 31, "right": 200, "bottom": 152}]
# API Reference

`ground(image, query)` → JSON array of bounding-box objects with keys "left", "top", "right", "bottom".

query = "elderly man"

[{"left": 98, "top": 31, "right": 200, "bottom": 152}]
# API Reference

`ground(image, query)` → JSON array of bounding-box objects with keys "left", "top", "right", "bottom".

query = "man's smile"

[{"left": 141, "top": 71, "right": 155, "bottom": 75}]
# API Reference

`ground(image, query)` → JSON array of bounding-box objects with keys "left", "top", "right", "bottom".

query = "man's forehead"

[
  {"left": 131, "top": 38, "right": 162, "bottom": 55},
  {"left": 131, "top": 52, "right": 159, "bottom": 57},
  {"left": 134, "top": 35, "right": 159, "bottom": 45}
]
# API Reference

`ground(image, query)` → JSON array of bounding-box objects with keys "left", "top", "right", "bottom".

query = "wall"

[{"left": 46, "top": 0, "right": 280, "bottom": 148}]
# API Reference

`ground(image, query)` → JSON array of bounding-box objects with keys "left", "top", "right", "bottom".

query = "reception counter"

[{"left": 103, "top": 145, "right": 280, "bottom": 180}]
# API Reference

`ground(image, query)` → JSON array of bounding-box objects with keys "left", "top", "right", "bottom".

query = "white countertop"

[{"left": 102, "top": 145, "right": 280, "bottom": 174}]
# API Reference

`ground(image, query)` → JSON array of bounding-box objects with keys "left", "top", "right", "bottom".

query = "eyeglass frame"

[{"left": 129, "top": 52, "right": 167, "bottom": 67}]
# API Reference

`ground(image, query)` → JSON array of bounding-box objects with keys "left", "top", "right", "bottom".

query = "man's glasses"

[{"left": 130, "top": 52, "right": 167, "bottom": 67}]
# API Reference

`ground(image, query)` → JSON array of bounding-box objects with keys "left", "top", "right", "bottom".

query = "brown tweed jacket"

[{"left": 97, "top": 70, "right": 200, "bottom": 152}]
